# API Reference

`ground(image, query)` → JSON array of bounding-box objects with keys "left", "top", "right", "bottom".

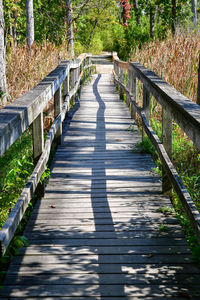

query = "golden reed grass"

[
  {"left": 132, "top": 31, "right": 200, "bottom": 104},
  {"left": 6, "top": 40, "right": 69, "bottom": 102}
]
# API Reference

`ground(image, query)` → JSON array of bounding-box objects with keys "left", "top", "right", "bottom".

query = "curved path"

[{"left": 1, "top": 73, "right": 200, "bottom": 299}]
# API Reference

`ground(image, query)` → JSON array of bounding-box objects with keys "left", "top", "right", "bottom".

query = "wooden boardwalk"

[{"left": 1, "top": 73, "right": 200, "bottom": 299}]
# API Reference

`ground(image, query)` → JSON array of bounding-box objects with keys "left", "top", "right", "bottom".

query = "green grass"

[{"left": 0, "top": 128, "right": 34, "bottom": 229}]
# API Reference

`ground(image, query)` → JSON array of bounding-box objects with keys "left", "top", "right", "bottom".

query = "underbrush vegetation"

[
  {"left": 5, "top": 40, "right": 70, "bottom": 104},
  {"left": 0, "top": 129, "right": 33, "bottom": 229},
  {"left": 136, "top": 124, "right": 200, "bottom": 265},
  {"left": 131, "top": 29, "right": 200, "bottom": 214},
  {"left": 132, "top": 31, "right": 200, "bottom": 104}
]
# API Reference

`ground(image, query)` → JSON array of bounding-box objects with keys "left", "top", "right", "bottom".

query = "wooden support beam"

[
  {"left": 120, "top": 68, "right": 124, "bottom": 101},
  {"left": 197, "top": 53, "right": 200, "bottom": 106},
  {"left": 130, "top": 62, "right": 200, "bottom": 150},
  {"left": 54, "top": 86, "right": 62, "bottom": 145},
  {"left": 63, "top": 68, "right": 70, "bottom": 98},
  {"left": 143, "top": 85, "right": 150, "bottom": 122},
  {"left": 32, "top": 113, "right": 44, "bottom": 165},
  {"left": 70, "top": 68, "right": 76, "bottom": 105},
  {"left": 32, "top": 112, "right": 45, "bottom": 198},
  {"left": 162, "top": 108, "right": 172, "bottom": 195},
  {"left": 130, "top": 68, "right": 137, "bottom": 121}
]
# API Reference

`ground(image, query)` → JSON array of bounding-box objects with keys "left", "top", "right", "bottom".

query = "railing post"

[
  {"left": 129, "top": 65, "right": 137, "bottom": 120},
  {"left": 54, "top": 86, "right": 62, "bottom": 145},
  {"left": 197, "top": 53, "right": 200, "bottom": 105},
  {"left": 120, "top": 67, "right": 124, "bottom": 101},
  {"left": 88, "top": 55, "right": 92, "bottom": 76},
  {"left": 70, "top": 67, "right": 76, "bottom": 105},
  {"left": 162, "top": 108, "right": 172, "bottom": 195},
  {"left": 115, "top": 61, "right": 119, "bottom": 79},
  {"left": 32, "top": 112, "right": 45, "bottom": 197},
  {"left": 63, "top": 66, "right": 70, "bottom": 99},
  {"left": 32, "top": 113, "right": 44, "bottom": 165},
  {"left": 143, "top": 85, "right": 150, "bottom": 122},
  {"left": 126, "top": 68, "right": 132, "bottom": 108},
  {"left": 142, "top": 85, "right": 150, "bottom": 139}
]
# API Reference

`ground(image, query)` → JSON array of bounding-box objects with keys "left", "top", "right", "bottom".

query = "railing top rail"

[
  {"left": 0, "top": 53, "right": 91, "bottom": 157},
  {"left": 112, "top": 53, "right": 200, "bottom": 150}
]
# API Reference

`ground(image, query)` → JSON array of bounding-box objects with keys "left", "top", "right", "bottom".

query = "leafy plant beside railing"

[{"left": 0, "top": 129, "right": 33, "bottom": 229}]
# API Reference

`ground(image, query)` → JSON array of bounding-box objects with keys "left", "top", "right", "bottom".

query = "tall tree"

[
  {"left": 0, "top": 0, "right": 7, "bottom": 104},
  {"left": 171, "top": 0, "right": 176, "bottom": 34},
  {"left": 26, "top": 0, "right": 34, "bottom": 48},
  {"left": 191, "top": 0, "right": 197, "bottom": 27},
  {"left": 66, "top": 0, "right": 74, "bottom": 58},
  {"left": 132, "top": 0, "right": 140, "bottom": 24},
  {"left": 150, "top": 5, "right": 155, "bottom": 39}
]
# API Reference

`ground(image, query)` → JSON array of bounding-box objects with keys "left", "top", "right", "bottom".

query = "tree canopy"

[{"left": 1, "top": 0, "right": 200, "bottom": 59}]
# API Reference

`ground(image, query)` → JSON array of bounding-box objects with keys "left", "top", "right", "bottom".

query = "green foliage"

[
  {"left": 173, "top": 193, "right": 200, "bottom": 265},
  {"left": 158, "top": 223, "right": 168, "bottom": 232},
  {"left": 156, "top": 206, "right": 175, "bottom": 215},
  {"left": 0, "top": 129, "right": 33, "bottom": 229},
  {"left": 40, "top": 166, "right": 51, "bottom": 184},
  {"left": 135, "top": 118, "right": 200, "bottom": 265}
]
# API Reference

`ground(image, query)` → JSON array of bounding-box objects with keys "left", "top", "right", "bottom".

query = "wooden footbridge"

[{"left": 0, "top": 53, "right": 200, "bottom": 298}]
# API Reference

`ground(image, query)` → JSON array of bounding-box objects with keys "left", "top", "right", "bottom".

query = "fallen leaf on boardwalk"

[
  {"left": 50, "top": 205, "right": 56, "bottom": 208},
  {"left": 147, "top": 253, "right": 154, "bottom": 258},
  {"left": 115, "top": 139, "right": 122, "bottom": 141},
  {"left": 177, "top": 292, "right": 191, "bottom": 298}
]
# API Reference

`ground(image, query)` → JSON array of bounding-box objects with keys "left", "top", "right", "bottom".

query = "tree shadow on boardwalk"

[{"left": 1, "top": 75, "right": 200, "bottom": 298}]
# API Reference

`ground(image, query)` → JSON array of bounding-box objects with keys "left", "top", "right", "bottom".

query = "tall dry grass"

[
  {"left": 132, "top": 31, "right": 200, "bottom": 103},
  {"left": 6, "top": 40, "right": 69, "bottom": 103}
]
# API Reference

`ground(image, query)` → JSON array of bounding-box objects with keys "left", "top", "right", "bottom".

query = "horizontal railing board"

[
  {"left": 0, "top": 54, "right": 89, "bottom": 256},
  {"left": 113, "top": 58, "right": 200, "bottom": 150},
  {"left": 113, "top": 73, "right": 200, "bottom": 242},
  {"left": 0, "top": 56, "right": 90, "bottom": 157}
]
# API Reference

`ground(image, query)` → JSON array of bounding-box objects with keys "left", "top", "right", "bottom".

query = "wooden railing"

[
  {"left": 0, "top": 53, "right": 92, "bottom": 256},
  {"left": 1, "top": 51, "right": 200, "bottom": 256},
  {"left": 112, "top": 52, "right": 200, "bottom": 242}
]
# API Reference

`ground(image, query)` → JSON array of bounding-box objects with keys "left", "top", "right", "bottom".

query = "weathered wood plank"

[
  {"left": 25, "top": 230, "right": 184, "bottom": 240},
  {"left": 4, "top": 273, "right": 200, "bottom": 286},
  {"left": 7, "top": 262, "right": 200, "bottom": 275},
  {"left": 17, "top": 244, "right": 190, "bottom": 255},
  {"left": 1, "top": 284, "right": 200, "bottom": 298}
]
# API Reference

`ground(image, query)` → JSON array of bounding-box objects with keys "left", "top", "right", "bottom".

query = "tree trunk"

[
  {"left": 150, "top": 7, "right": 155, "bottom": 39},
  {"left": 0, "top": 0, "right": 7, "bottom": 105},
  {"left": 66, "top": 0, "right": 74, "bottom": 58},
  {"left": 191, "top": 0, "right": 197, "bottom": 28},
  {"left": 89, "top": 19, "right": 98, "bottom": 45},
  {"left": 133, "top": 0, "right": 140, "bottom": 24},
  {"left": 171, "top": 0, "right": 176, "bottom": 35},
  {"left": 13, "top": 10, "right": 17, "bottom": 47},
  {"left": 26, "top": 0, "right": 34, "bottom": 48}
]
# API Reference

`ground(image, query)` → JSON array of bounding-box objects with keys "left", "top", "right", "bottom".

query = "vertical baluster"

[
  {"left": 70, "top": 67, "right": 76, "bottom": 105},
  {"left": 130, "top": 64, "right": 137, "bottom": 120},
  {"left": 127, "top": 68, "right": 132, "bottom": 109},
  {"left": 120, "top": 67, "right": 124, "bottom": 101},
  {"left": 32, "top": 113, "right": 44, "bottom": 165},
  {"left": 54, "top": 86, "right": 62, "bottom": 145},
  {"left": 162, "top": 108, "right": 172, "bottom": 195},
  {"left": 143, "top": 85, "right": 150, "bottom": 122},
  {"left": 32, "top": 112, "right": 44, "bottom": 196},
  {"left": 63, "top": 68, "right": 69, "bottom": 98},
  {"left": 88, "top": 54, "right": 92, "bottom": 76},
  {"left": 142, "top": 85, "right": 150, "bottom": 139}
]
